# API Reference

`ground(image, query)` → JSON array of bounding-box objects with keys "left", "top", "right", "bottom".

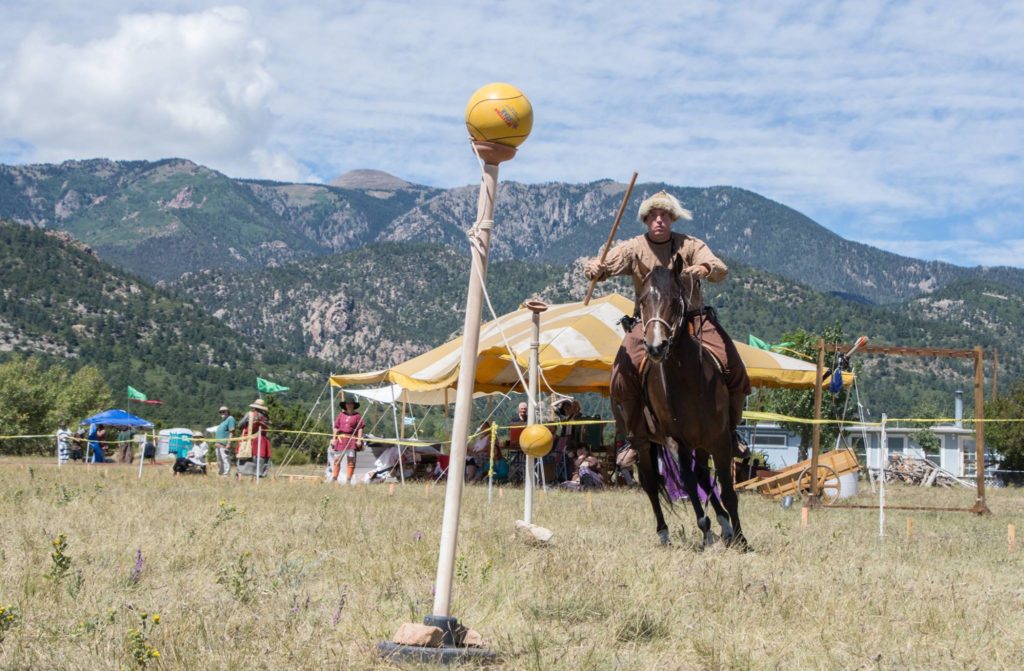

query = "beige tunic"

[{"left": 600, "top": 232, "right": 728, "bottom": 312}]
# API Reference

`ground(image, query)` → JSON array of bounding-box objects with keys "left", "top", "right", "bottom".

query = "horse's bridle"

[{"left": 638, "top": 288, "right": 685, "bottom": 348}]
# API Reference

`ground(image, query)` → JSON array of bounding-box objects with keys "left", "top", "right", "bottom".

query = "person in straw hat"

[
  {"left": 236, "top": 398, "right": 271, "bottom": 477},
  {"left": 330, "top": 393, "right": 365, "bottom": 485},
  {"left": 584, "top": 190, "right": 750, "bottom": 458}
]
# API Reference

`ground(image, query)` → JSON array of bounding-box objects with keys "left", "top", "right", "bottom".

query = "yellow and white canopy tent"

[{"left": 329, "top": 293, "right": 849, "bottom": 396}]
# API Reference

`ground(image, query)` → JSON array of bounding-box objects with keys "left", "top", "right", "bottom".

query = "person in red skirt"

[
  {"left": 236, "top": 398, "right": 271, "bottom": 477},
  {"left": 332, "top": 394, "right": 365, "bottom": 484}
]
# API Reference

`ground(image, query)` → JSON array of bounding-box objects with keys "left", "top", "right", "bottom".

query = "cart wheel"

[{"left": 797, "top": 464, "right": 842, "bottom": 504}]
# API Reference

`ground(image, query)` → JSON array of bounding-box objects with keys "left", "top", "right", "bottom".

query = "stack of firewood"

[{"left": 883, "top": 454, "right": 972, "bottom": 488}]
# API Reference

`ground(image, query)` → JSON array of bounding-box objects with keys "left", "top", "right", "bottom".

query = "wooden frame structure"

[{"left": 807, "top": 342, "right": 990, "bottom": 515}]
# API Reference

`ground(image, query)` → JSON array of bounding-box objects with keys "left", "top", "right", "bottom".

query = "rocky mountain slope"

[
  {"left": 4, "top": 159, "right": 1022, "bottom": 303},
  {"left": 176, "top": 242, "right": 1022, "bottom": 417}
]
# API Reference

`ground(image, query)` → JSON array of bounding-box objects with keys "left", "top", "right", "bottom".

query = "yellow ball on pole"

[
  {"left": 519, "top": 423, "right": 553, "bottom": 458},
  {"left": 465, "top": 82, "right": 533, "bottom": 147}
]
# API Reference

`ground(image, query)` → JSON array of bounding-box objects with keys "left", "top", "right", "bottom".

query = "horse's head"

[{"left": 639, "top": 257, "right": 694, "bottom": 363}]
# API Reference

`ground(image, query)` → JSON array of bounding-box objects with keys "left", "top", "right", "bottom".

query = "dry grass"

[{"left": 0, "top": 459, "right": 1022, "bottom": 670}]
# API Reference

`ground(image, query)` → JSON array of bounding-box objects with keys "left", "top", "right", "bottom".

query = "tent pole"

[
  {"left": 399, "top": 399, "right": 408, "bottom": 484},
  {"left": 392, "top": 395, "right": 404, "bottom": 485},
  {"left": 487, "top": 422, "right": 497, "bottom": 504},
  {"left": 137, "top": 432, "right": 145, "bottom": 479},
  {"left": 329, "top": 378, "right": 336, "bottom": 481}
]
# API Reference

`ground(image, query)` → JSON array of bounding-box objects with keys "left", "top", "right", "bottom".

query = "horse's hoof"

[
  {"left": 716, "top": 513, "right": 734, "bottom": 541},
  {"left": 657, "top": 528, "right": 671, "bottom": 546},
  {"left": 703, "top": 531, "right": 718, "bottom": 547},
  {"left": 727, "top": 533, "right": 753, "bottom": 552}
]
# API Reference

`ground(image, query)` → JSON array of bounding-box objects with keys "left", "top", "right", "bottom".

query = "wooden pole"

[
  {"left": 1010, "top": 524, "right": 1017, "bottom": 552},
  {"left": 808, "top": 339, "right": 825, "bottom": 502},
  {"left": 583, "top": 171, "right": 638, "bottom": 305},
  {"left": 972, "top": 347, "right": 989, "bottom": 514},
  {"left": 432, "top": 142, "right": 515, "bottom": 619}
]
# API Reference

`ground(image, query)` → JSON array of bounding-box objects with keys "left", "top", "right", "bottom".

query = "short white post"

[{"left": 879, "top": 413, "right": 887, "bottom": 539}]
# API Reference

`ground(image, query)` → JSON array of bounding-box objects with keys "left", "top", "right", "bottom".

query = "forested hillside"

[{"left": 0, "top": 221, "right": 324, "bottom": 425}]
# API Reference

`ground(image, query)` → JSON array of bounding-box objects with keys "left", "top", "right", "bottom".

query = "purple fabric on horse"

[{"left": 660, "top": 448, "right": 717, "bottom": 504}]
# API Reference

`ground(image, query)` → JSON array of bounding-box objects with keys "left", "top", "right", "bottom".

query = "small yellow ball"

[
  {"left": 519, "top": 423, "right": 553, "bottom": 458},
  {"left": 465, "top": 82, "right": 533, "bottom": 147}
]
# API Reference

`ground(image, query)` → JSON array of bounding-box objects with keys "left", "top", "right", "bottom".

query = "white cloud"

[
  {"left": 0, "top": 6, "right": 279, "bottom": 177},
  {"left": 863, "top": 238, "right": 1024, "bottom": 268},
  {"left": 0, "top": 1, "right": 1021, "bottom": 266}
]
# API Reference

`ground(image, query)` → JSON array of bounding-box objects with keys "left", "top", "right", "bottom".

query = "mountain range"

[{"left": 1, "top": 158, "right": 1021, "bottom": 424}]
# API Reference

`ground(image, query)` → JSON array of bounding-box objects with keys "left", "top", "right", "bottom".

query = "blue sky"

[{"left": 0, "top": 1, "right": 1021, "bottom": 267}]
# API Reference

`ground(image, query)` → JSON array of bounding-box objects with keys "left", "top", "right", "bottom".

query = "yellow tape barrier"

[{"left": 3, "top": 413, "right": 1024, "bottom": 445}]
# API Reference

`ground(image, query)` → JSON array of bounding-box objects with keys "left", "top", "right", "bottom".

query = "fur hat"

[
  {"left": 249, "top": 398, "right": 269, "bottom": 413},
  {"left": 638, "top": 190, "right": 692, "bottom": 223}
]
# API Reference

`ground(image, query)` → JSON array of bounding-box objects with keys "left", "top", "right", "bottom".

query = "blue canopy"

[{"left": 79, "top": 408, "right": 154, "bottom": 429}]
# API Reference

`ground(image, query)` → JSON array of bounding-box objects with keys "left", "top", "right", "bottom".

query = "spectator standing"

[
  {"left": 88, "top": 423, "right": 105, "bottom": 463},
  {"left": 331, "top": 395, "right": 365, "bottom": 484},
  {"left": 236, "top": 399, "right": 271, "bottom": 477},
  {"left": 56, "top": 421, "right": 71, "bottom": 466},
  {"left": 117, "top": 426, "right": 134, "bottom": 463},
  {"left": 466, "top": 421, "right": 492, "bottom": 482},
  {"left": 70, "top": 428, "right": 86, "bottom": 461},
  {"left": 213, "top": 405, "right": 237, "bottom": 477}
]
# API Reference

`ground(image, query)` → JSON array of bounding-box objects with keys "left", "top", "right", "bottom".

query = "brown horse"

[{"left": 620, "top": 257, "right": 748, "bottom": 549}]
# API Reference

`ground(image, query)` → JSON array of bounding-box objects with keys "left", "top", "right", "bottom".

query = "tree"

[
  {"left": 756, "top": 323, "right": 854, "bottom": 459},
  {"left": 0, "top": 357, "right": 112, "bottom": 455},
  {"left": 986, "top": 381, "right": 1024, "bottom": 476}
]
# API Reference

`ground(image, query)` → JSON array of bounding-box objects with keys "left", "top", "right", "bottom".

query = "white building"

[
  {"left": 842, "top": 423, "right": 976, "bottom": 477},
  {"left": 738, "top": 423, "right": 802, "bottom": 470}
]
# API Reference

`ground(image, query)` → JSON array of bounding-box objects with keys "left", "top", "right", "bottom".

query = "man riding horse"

[{"left": 584, "top": 190, "right": 751, "bottom": 463}]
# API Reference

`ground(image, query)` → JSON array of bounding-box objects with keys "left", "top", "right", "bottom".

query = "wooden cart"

[{"left": 736, "top": 447, "right": 860, "bottom": 504}]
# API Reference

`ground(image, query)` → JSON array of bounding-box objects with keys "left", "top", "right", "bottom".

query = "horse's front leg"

[
  {"left": 712, "top": 450, "right": 750, "bottom": 551},
  {"left": 634, "top": 438, "right": 669, "bottom": 545}
]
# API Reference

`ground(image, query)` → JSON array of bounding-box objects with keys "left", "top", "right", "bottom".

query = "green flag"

[
  {"left": 127, "top": 385, "right": 147, "bottom": 401},
  {"left": 257, "top": 377, "right": 289, "bottom": 394}
]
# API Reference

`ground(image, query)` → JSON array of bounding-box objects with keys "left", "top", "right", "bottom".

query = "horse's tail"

[{"left": 653, "top": 442, "right": 682, "bottom": 509}]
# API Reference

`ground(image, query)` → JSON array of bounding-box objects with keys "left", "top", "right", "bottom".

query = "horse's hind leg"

[
  {"left": 712, "top": 451, "right": 750, "bottom": 551},
  {"left": 692, "top": 456, "right": 733, "bottom": 541},
  {"left": 675, "top": 447, "right": 716, "bottom": 547},
  {"left": 635, "top": 440, "right": 669, "bottom": 545}
]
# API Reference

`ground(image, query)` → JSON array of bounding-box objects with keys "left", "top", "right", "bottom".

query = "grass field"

[{"left": 0, "top": 458, "right": 1021, "bottom": 670}]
